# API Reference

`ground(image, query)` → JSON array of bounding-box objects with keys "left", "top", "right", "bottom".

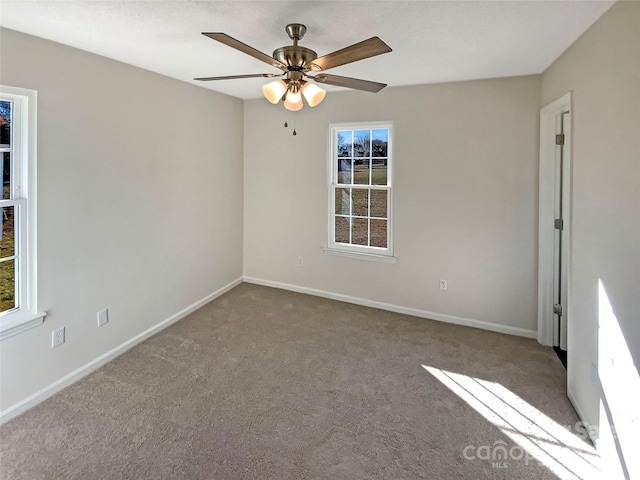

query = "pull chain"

[{"left": 283, "top": 119, "right": 297, "bottom": 136}]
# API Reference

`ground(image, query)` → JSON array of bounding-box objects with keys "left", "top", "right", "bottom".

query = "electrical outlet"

[
  {"left": 439, "top": 279, "right": 448, "bottom": 290},
  {"left": 52, "top": 327, "right": 65, "bottom": 348},
  {"left": 297, "top": 256, "right": 303, "bottom": 267},
  {"left": 97, "top": 308, "right": 109, "bottom": 327}
]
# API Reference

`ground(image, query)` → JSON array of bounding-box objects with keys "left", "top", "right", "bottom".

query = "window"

[
  {"left": 326, "top": 122, "right": 396, "bottom": 263},
  {"left": 0, "top": 86, "right": 44, "bottom": 340}
]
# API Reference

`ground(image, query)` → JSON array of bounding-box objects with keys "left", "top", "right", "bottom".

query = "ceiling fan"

[{"left": 195, "top": 23, "right": 392, "bottom": 111}]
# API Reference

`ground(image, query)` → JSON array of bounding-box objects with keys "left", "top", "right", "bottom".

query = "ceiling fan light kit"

[
  {"left": 283, "top": 88, "right": 303, "bottom": 111},
  {"left": 262, "top": 79, "right": 287, "bottom": 104},
  {"left": 195, "top": 23, "right": 391, "bottom": 111},
  {"left": 301, "top": 82, "right": 326, "bottom": 107}
]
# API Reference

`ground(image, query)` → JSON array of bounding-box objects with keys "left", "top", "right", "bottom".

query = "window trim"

[
  {"left": 325, "top": 121, "right": 397, "bottom": 263},
  {"left": 0, "top": 86, "right": 45, "bottom": 340}
]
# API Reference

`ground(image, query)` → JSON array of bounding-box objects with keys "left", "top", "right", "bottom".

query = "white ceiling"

[{"left": 0, "top": 0, "right": 615, "bottom": 99}]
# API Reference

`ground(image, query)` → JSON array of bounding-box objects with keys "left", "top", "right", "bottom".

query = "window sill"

[
  {"left": 0, "top": 311, "right": 47, "bottom": 341},
  {"left": 323, "top": 247, "right": 398, "bottom": 264}
]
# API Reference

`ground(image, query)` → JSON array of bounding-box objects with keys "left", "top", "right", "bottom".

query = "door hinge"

[
  {"left": 554, "top": 304, "right": 563, "bottom": 316},
  {"left": 555, "top": 134, "right": 565, "bottom": 145},
  {"left": 554, "top": 218, "right": 564, "bottom": 230}
]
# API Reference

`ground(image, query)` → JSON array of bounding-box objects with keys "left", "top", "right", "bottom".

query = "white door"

[
  {"left": 552, "top": 111, "right": 570, "bottom": 350},
  {"left": 538, "top": 93, "right": 572, "bottom": 351}
]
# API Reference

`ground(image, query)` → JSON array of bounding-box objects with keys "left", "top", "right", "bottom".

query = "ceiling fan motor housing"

[
  {"left": 273, "top": 23, "right": 319, "bottom": 78},
  {"left": 272, "top": 46, "right": 317, "bottom": 70}
]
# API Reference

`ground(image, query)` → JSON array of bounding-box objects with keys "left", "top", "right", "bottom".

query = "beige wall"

[
  {"left": 541, "top": 0, "right": 639, "bottom": 476},
  {"left": 0, "top": 29, "right": 244, "bottom": 410},
  {"left": 244, "top": 75, "right": 541, "bottom": 335}
]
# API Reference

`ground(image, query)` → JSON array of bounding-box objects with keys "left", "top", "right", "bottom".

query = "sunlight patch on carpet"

[{"left": 422, "top": 365, "right": 600, "bottom": 479}]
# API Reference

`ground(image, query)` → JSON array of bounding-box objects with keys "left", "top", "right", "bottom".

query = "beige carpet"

[{"left": 0, "top": 283, "right": 595, "bottom": 479}]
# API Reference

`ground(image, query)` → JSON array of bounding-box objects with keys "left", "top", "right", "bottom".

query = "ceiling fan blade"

[
  {"left": 306, "top": 37, "right": 391, "bottom": 71},
  {"left": 194, "top": 73, "right": 279, "bottom": 81},
  {"left": 311, "top": 74, "right": 387, "bottom": 93},
  {"left": 202, "top": 33, "right": 287, "bottom": 70}
]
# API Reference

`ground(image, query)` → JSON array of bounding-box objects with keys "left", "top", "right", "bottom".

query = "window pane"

[
  {"left": 370, "top": 190, "right": 387, "bottom": 218},
  {"left": 353, "top": 160, "right": 370, "bottom": 185},
  {"left": 0, "top": 100, "right": 10, "bottom": 147},
  {"left": 354, "top": 130, "right": 370, "bottom": 157},
  {"left": 2, "top": 152, "right": 9, "bottom": 200},
  {"left": 0, "top": 259, "right": 16, "bottom": 313},
  {"left": 371, "top": 158, "right": 387, "bottom": 185},
  {"left": 337, "top": 158, "right": 352, "bottom": 184},
  {"left": 372, "top": 129, "right": 388, "bottom": 157},
  {"left": 1, "top": 206, "right": 15, "bottom": 258},
  {"left": 335, "top": 188, "right": 351, "bottom": 216},
  {"left": 352, "top": 218, "right": 368, "bottom": 245},
  {"left": 335, "top": 216, "right": 350, "bottom": 244},
  {"left": 352, "top": 189, "right": 368, "bottom": 217},
  {"left": 370, "top": 219, "right": 387, "bottom": 248},
  {"left": 331, "top": 125, "right": 391, "bottom": 253},
  {"left": 338, "top": 131, "right": 352, "bottom": 157}
]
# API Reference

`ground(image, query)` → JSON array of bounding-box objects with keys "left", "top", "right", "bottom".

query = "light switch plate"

[{"left": 97, "top": 308, "right": 109, "bottom": 327}]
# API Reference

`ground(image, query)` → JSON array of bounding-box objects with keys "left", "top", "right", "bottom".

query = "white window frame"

[
  {"left": 324, "top": 121, "right": 397, "bottom": 263},
  {"left": 0, "top": 86, "right": 45, "bottom": 340}
]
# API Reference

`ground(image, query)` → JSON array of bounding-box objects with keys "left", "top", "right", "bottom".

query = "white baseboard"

[
  {"left": 243, "top": 276, "right": 538, "bottom": 339},
  {"left": 0, "top": 277, "right": 243, "bottom": 425},
  {"left": 2, "top": 276, "right": 537, "bottom": 424}
]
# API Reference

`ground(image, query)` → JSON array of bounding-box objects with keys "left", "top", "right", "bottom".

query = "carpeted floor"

[{"left": 0, "top": 283, "right": 597, "bottom": 479}]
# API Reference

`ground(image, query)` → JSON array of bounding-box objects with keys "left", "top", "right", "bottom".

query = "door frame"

[{"left": 538, "top": 92, "right": 572, "bottom": 347}]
